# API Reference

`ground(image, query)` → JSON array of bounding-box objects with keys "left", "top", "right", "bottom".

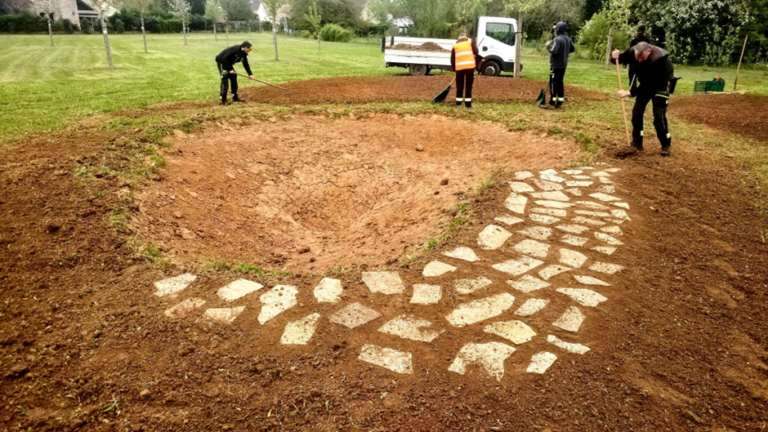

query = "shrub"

[
  {"left": 115, "top": 18, "right": 125, "bottom": 33},
  {"left": 577, "top": 10, "right": 629, "bottom": 61},
  {"left": 0, "top": 10, "right": 48, "bottom": 33},
  {"left": 298, "top": 29, "right": 311, "bottom": 38},
  {"left": 63, "top": 19, "right": 75, "bottom": 33},
  {"left": 80, "top": 18, "right": 92, "bottom": 33},
  {"left": 320, "top": 23, "right": 352, "bottom": 42}
]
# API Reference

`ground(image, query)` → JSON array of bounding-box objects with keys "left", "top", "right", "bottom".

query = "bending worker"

[
  {"left": 450, "top": 33, "right": 478, "bottom": 108},
  {"left": 614, "top": 25, "right": 651, "bottom": 88},
  {"left": 546, "top": 22, "right": 575, "bottom": 108},
  {"left": 215, "top": 41, "right": 255, "bottom": 105},
  {"left": 612, "top": 42, "right": 675, "bottom": 156}
]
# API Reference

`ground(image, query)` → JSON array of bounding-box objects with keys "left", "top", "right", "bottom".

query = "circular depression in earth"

[{"left": 131, "top": 113, "right": 581, "bottom": 270}]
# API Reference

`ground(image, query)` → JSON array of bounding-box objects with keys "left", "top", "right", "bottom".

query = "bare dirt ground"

[
  {"left": 1, "top": 77, "right": 768, "bottom": 431},
  {"left": 131, "top": 114, "right": 579, "bottom": 270},
  {"left": 673, "top": 93, "right": 768, "bottom": 142}
]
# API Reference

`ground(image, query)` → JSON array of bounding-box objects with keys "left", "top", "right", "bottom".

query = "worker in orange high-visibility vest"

[{"left": 450, "top": 33, "right": 479, "bottom": 108}]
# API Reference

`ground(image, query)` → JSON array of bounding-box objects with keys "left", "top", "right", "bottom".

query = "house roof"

[{"left": 250, "top": 0, "right": 261, "bottom": 12}]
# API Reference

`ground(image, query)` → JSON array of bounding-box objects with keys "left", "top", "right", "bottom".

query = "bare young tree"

[
  {"left": 91, "top": 0, "right": 122, "bottom": 70},
  {"left": 262, "top": 0, "right": 285, "bottom": 61},
  {"left": 131, "top": 0, "right": 154, "bottom": 53},
  {"left": 204, "top": 0, "right": 226, "bottom": 41},
  {"left": 304, "top": 1, "right": 322, "bottom": 53},
  {"left": 169, "top": 0, "right": 192, "bottom": 45},
  {"left": 30, "top": 0, "right": 57, "bottom": 47}
]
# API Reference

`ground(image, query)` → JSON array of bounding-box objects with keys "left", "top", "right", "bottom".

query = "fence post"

[{"left": 604, "top": 27, "right": 614, "bottom": 68}]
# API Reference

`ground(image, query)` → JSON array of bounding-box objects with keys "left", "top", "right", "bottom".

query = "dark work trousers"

[
  {"left": 632, "top": 92, "right": 671, "bottom": 149},
  {"left": 455, "top": 69, "right": 475, "bottom": 108},
  {"left": 549, "top": 68, "right": 566, "bottom": 106},
  {"left": 217, "top": 62, "right": 238, "bottom": 101}
]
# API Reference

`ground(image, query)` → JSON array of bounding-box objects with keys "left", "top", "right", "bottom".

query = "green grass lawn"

[{"left": 0, "top": 32, "right": 766, "bottom": 143}]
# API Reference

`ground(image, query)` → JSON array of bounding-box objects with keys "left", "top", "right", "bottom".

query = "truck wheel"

[
  {"left": 409, "top": 64, "right": 428, "bottom": 76},
  {"left": 481, "top": 61, "right": 501, "bottom": 76}
]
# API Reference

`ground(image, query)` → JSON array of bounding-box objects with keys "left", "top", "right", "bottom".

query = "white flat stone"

[
  {"left": 574, "top": 275, "right": 610, "bottom": 286},
  {"left": 565, "top": 181, "right": 593, "bottom": 187},
  {"left": 204, "top": 306, "right": 246, "bottom": 324},
  {"left": 606, "top": 218, "right": 626, "bottom": 225},
  {"left": 553, "top": 306, "right": 585, "bottom": 332},
  {"left": 559, "top": 248, "right": 587, "bottom": 268},
  {"left": 532, "top": 207, "right": 567, "bottom": 217},
  {"left": 610, "top": 209, "right": 631, "bottom": 221},
  {"left": 485, "top": 320, "right": 537, "bottom": 344},
  {"left": 600, "top": 226, "right": 623, "bottom": 235},
  {"left": 604, "top": 168, "right": 621, "bottom": 173},
  {"left": 448, "top": 342, "right": 516, "bottom": 381},
  {"left": 541, "top": 173, "right": 566, "bottom": 183},
  {"left": 575, "top": 166, "right": 595, "bottom": 170},
  {"left": 445, "top": 293, "right": 515, "bottom": 327},
  {"left": 529, "top": 213, "right": 560, "bottom": 224},
  {"left": 379, "top": 314, "right": 444, "bottom": 343},
  {"left": 547, "top": 335, "right": 590, "bottom": 354},
  {"left": 454, "top": 276, "right": 493, "bottom": 294},
  {"left": 561, "top": 234, "right": 588, "bottom": 247},
  {"left": 514, "top": 170, "right": 534, "bottom": 180},
  {"left": 314, "top": 278, "right": 343, "bottom": 303},
  {"left": 575, "top": 210, "right": 611, "bottom": 218},
  {"left": 517, "top": 226, "right": 553, "bottom": 240},
  {"left": 589, "top": 192, "right": 620, "bottom": 202},
  {"left": 359, "top": 344, "right": 413, "bottom": 374},
  {"left": 539, "top": 169, "right": 558, "bottom": 175},
  {"left": 556, "top": 288, "right": 608, "bottom": 307},
  {"left": 591, "top": 246, "right": 617, "bottom": 255},
  {"left": 532, "top": 178, "right": 564, "bottom": 191},
  {"left": 442, "top": 247, "right": 480, "bottom": 262},
  {"left": 535, "top": 200, "right": 574, "bottom": 209},
  {"left": 504, "top": 192, "right": 528, "bottom": 214},
  {"left": 493, "top": 255, "right": 544, "bottom": 276},
  {"left": 280, "top": 313, "right": 321, "bottom": 345},
  {"left": 564, "top": 188, "right": 583, "bottom": 196},
  {"left": 592, "top": 171, "right": 611, "bottom": 177},
  {"left": 478, "top": 224, "right": 513, "bottom": 250},
  {"left": 575, "top": 201, "right": 609, "bottom": 209},
  {"left": 527, "top": 351, "right": 557, "bottom": 374},
  {"left": 330, "top": 302, "right": 381, "bottom": 328},
  {"left": 538, "top": 265, "right": 571, "bottom": 280},
  {"left": 556, "top": 224, "right": 590, "bottom": 234},
  {"left": 594, "top": 232, "right": 623, "bottom": 246},
  {"left": 515, "top": 298, "right": 549, "bottom": 316},
  {"left": 571, "top": 175, "right": 592, "bottom": 180},
  {"left": 562, "top": 169, "right": 583, "bottom": 175},
  {"left": 612, "top": 202, "right": 630, "bottom": 209},
  {"left": 258, "top": 285, "right": 298, "bottom": 324},
  {"left": 530, "top": 191, "right": 570, "bottom": 202},
  {"left": 597, "top": 185, "right": 616, "bottom": 194},
  {"left": 513, "top": 239, "right": 550, "bottom": 258},
  {"left": 423, "top": 260, "right": 457, "bottom": 277},
  {"left": 599, "top": 176, "right": 614, "bottom": 184},
  {"left": 217, "top": 279, "right": 263, "bottom": 301},
  {"left": 164, "top": 298, "right": 206, "bottom": 318},
  {"left": 509, "top": 181, "right": 535, "bottom": 193},
  {"left": 154, "top": 273, "right": 196, "bottom": 297},
  {"left": 507, "top": 274, "right": 550, "bottom": 293},
  {"left": 411, "top": 284, "right": 442, "bottom": 304},
  {"left": 495, "top": 214, "right": 525, "bottom": 226},
  {"left": 362, "top": 271, "right": 405, "bottom": 295},
  {"left": 589, "top": 262, "right": 625, "bottom": 275},
  {"left": 572, "top": 216, "right": 605, "bottom": 226}
]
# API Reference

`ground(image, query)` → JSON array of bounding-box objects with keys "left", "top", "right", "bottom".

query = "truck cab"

[{"left": 474, "top": 16, "right": 518, "bottom": 76}]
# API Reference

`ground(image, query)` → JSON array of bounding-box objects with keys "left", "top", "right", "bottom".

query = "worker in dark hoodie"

[
  {"left": 546, "top": 22, "right": 575, "bottom": 108},
  {"left": 612, "top": 42, "right": 675, "bottom": 156},
  {"left": 215, "top": 41, "right": 255, "bottom": 105}
]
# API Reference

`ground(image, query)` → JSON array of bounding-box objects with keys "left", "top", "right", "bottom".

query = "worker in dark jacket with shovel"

[
  {"left": 216, "top": 41, "right": 255, "bottom": 105},
  {"left": 612, "top": 42, "right": 675, "bottom": 156},
  {"left": 546, "top": 22, "right": 575, "bottom": 108}
]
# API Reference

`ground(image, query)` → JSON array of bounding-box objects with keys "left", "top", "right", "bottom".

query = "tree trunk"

[
  {"left": 101, "top": 16, "right": 114, "bottom": 70},
  {"left": 514, "top": 14, "right": 523, "bottom": 78},
  {"left": 604, "top": 28, "right": 614, "bottom": 68},
  {"left": 141, "top": 14, "right": 147, "bottom": 53},
  {"left": 47, "top": 16, "right": 53, "bottom": 46},
  {"left": 183, "top": 22, "right": 187, "bottom": 45},
  {"left": 214, "top": 22, "right": 217, "bottom": 41},
  {"left": 272, "top": 21, "right": 278, "bottom": 61},
  {"left": 318, "top": 34, "right": 320, "bottom": 53},
  {"left": 258, "top": 20, "right": 262, "bottom": 32},
  {"left": 225, "top": 24, "right": 229, "bottom": 45}
]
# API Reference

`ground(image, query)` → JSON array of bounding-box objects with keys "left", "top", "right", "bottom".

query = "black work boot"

[
  {"left": 221, "top": 97, "right": 230, "bottom": 106},
  {"left": 465, "top": 100, "right": 473, "bottom": 109},
  {"left": 631, "top": 141, "right": 644, "bottom": 152},
  {"left": 660, "top": 146, "right": 671, "bottom": 157},
  {"left": 232, "top": 94, "right": 245, "bottom": 103}
]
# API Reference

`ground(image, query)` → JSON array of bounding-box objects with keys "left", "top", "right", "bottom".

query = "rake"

[
  {"left": 431, "top": 76, "right": 456, "bottom": 104},
  {"left": 236, "top": 73, "right": 289, "bottom": 91}
]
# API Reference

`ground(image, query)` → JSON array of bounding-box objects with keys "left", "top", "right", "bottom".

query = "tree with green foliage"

[
  {"left": 168, "top": 0, "right": 191, "bottom": 44},
  {"left": 220, "top": 0, "right": 252, "bottom": 21},
  {"left": 305, "top": 2, "right": 323, "bottom": 53},
  {"left": 29, "top": 0, "right": 56, "bottom": 46},
  {"left": 262, "top": 0, "right": 285, "bottom": 60},
  {"left": 290, "top": 0, "right": 362, "bottom": 32},
  {"left": 577, "top": 0, "right": 631, "bottom": 60},
  {"left": 91, "top": 0, "right": 122, "bottom": 70},
  {"left": 203, "top": 0, "right": 226, "bottom": 41},
  {"left": 130, "top": 0, "right": 154, "bottom": 52}
]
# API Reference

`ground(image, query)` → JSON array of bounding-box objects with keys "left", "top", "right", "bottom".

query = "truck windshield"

[{"left": 486, "top": 22, "right": 515, "bottom": 46}]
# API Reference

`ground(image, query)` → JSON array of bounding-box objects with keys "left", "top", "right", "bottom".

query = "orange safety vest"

[{"left": 453, "top": 39, "right": 476, "bottom": 71}]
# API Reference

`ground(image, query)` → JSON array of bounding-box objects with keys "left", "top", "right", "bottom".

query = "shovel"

[
  {"left": 431, "top": 76, "right": 456, "bottom": 104},
  {"left": 236, "top": 73, "right": 289, "bottom": 91}
]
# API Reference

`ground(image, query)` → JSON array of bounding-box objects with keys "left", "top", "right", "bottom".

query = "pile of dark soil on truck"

[{"left": 386, "top": 42, "right": 449, "bottom": 52}]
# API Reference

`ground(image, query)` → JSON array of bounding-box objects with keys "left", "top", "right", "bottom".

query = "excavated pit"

[{"left": 131, "top": 113, "right": 582, "bottom": 270}]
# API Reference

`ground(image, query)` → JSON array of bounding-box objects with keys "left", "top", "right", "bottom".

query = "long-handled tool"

[
  {"left": 614, "top": 55, "right": 631, "bottom": 146},
  {"left": 431, "top": 76, "right": 456, "bottom": 104},
  {"left": 236, "top": 73, "right": 289, "bottom": 91}
]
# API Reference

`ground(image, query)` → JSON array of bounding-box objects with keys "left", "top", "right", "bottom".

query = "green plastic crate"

[{"left": 694, "top": 80, "right": 725, "bottom": 93}]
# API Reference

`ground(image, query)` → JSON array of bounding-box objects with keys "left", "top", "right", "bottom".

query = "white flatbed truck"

[{"left": 381, "top": 16, "right": 520, "bottom": 76}]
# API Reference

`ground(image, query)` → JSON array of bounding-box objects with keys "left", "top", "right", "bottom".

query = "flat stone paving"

[{"left": 152, "top": 165, "right": 633, "bottom": 382}]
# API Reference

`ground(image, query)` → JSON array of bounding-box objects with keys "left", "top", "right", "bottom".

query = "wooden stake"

[
  {"left": 615, "top": 55, "right": 631, "bottom": 146},
  {"left": 604, "top": 28, "right": 614, "bottom": 69},
  {"left": 734, "top": 35, "right": 748, "bottom": 91}
]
